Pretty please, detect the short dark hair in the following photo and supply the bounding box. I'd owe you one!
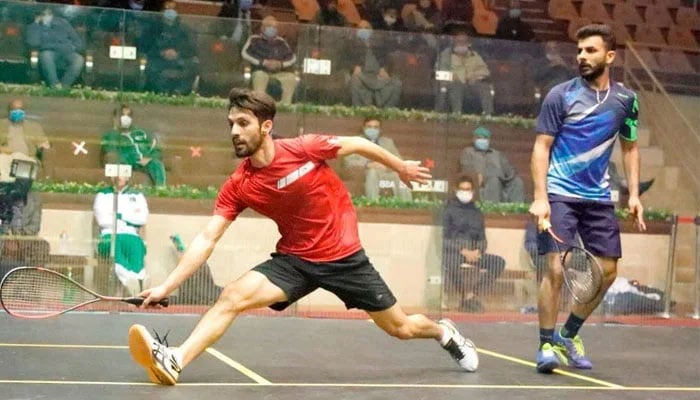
[363,115,381,125]
[575,24,616,51]
[114,104,131,117]
[228,88,276,124]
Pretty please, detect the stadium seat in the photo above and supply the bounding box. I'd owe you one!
[675,6,700,30]
[612,3,643,26]
[86,30,146,91]
[195,34,248,97]
[656,50,696,75]
[635,25,667,46]
[0,21,32,83]
[580,0,612,23]
[548,0,579,21]
[667,25,698,49]
[643,4,674,28]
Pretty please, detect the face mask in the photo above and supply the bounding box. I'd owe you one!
[356,28,371,41]
[509,8,521,18]
[363,127,380,141]
[453,45,470,55]
[163,9,177,22]
[263,26,277,38]
[8,109,25,123]
[474,138,490,151]
[456,190,473,204]
[239,0,253,10]
[383,16,397,25]
[41,14,53,26]
[120,115,132,129]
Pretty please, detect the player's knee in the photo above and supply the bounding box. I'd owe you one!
[216,286,247,314]
[385,323,414,340]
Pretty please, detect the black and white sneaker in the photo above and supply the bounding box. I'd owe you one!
[438,318,479,372]
[128,324,182,385]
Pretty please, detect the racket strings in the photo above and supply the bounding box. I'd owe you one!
[1,268,97,317]
[562,248,601,303]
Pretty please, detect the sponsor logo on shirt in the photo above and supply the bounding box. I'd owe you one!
[277,161,315,189]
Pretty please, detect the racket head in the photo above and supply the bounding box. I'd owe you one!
[0,266,100,319]
[561,246,604,304]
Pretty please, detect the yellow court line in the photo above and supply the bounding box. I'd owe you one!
[0,380,699,391]
[476,348,624,388]
[0,343,127,349]
[205,347,272,385]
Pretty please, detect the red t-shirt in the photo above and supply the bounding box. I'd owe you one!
[214,134,362,262]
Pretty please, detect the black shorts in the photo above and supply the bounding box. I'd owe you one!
[252,249,397,312]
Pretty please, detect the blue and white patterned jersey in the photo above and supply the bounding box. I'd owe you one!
[535,77,638,201]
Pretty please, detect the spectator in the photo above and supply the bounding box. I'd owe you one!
[532,41,577,97]
[495,0,535,42]
[242,16,299,105]
[140,1,199,95]
[101,104,166,187]
[0,191,51,268]
[218,0,264,45]
[94,175,149,296]
[26,6,85,88]
[314,0,348,27]
[436,30,493,115]
[342,116,412,201]
[459,126,525,203]
[0,99,50,163]
[403,0,442,33]
[372,3,407,32]
[344,20,402,108]
[442,173,505,312]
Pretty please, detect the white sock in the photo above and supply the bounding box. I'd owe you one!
[438,324,452,346]
[171,348,184,367]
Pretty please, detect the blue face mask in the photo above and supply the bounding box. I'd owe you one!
[363,127,380,141]
[357,28,372,41]
[509,8,522,18]
[474,138,490,151]
[163,9,177,22]
[8,109,25,123]
[239,0,253,10]
[263,26,277,38]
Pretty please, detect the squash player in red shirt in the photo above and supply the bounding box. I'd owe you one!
[128,88,479,385]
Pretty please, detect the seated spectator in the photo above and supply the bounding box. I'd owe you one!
[403,0,442,33]
[372,3,407,32]
[25,6,85,88]
[0,99,50,163]
[291,0,320,22]
[532,41,576,97]
[495,0,535,42]
[336,0,363,26]
[0,191,50,268]
[344,20,402,108]
[140,1,199,95]
[101,104,166,187]
[342,116,412,201]
[218,0,265,45]
[93,175,149,296]
[314,0,348,26]
[460,126,525,203]
[442,173,505,312]
[242,16,299,105]
[436,29,493,115]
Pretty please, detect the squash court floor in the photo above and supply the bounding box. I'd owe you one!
[1,312,699,400]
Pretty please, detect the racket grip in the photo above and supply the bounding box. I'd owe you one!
[124,297,170,307]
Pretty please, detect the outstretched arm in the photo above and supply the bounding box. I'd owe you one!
[336,136,432,186]
[141,214,232,305]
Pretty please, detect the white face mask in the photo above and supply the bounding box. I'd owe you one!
[120,115,132,129]
[456,190,473,204]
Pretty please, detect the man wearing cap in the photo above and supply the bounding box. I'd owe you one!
[459,126,525,203]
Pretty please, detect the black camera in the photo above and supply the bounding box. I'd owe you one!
[0,159,37,227]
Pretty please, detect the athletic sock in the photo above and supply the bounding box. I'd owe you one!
[560,314,586,338]
[539,328,554,349]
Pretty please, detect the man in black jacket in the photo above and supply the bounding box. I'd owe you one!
[442,173,505,312]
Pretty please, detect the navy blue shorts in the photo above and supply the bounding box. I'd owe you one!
[252,249,397,312]
[537,197,622,258]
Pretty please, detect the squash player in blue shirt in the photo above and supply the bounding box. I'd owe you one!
[529,24,647,373]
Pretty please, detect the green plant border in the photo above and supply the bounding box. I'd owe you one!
[0,83,536,128]
[33,181,672,221]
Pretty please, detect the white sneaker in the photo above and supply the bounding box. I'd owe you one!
[128,324,181,385]
[438,318,479,372]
